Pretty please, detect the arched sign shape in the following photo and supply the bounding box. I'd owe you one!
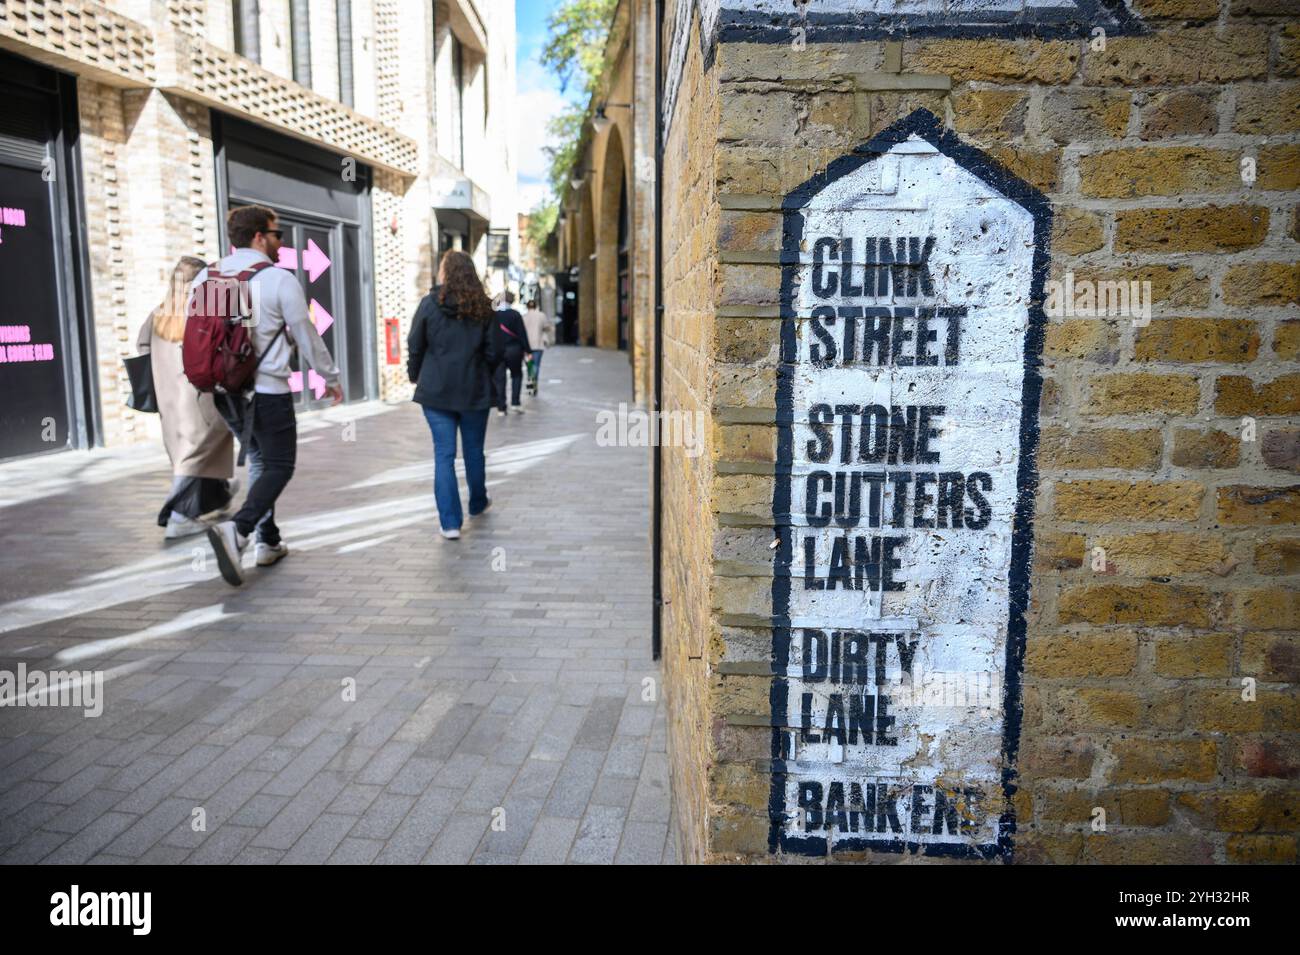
[769,109,1049,859]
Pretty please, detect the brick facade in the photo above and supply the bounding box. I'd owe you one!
[1,0,515,452]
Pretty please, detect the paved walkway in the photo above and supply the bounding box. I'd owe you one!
[0,346,675,864]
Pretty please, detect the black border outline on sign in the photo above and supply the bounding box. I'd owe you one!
[768,108,1049,861]
[715,0,1145,47]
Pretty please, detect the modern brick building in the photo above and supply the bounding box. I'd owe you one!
[0,0,518,460]
[560,0,1299,863]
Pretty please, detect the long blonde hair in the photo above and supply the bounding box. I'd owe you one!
[152,256,207,343]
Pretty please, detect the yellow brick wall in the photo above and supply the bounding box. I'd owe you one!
[660,9,723,865]
[668,3,1300,863]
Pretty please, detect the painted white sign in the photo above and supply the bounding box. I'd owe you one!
[769,111,1045,858]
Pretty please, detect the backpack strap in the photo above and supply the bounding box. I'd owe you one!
[232,258,287,368]
[235,260,275,282]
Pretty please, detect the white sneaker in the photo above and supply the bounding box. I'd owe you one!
[255,541,289,567]
[497,410,507,418]
[207,520,249,586]
[165,515,207,540]
[512,406,525,414]
[440,528,461,540]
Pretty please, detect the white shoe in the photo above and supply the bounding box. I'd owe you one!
[255,541,289,567]
[497,410,507,418]
[440,528,461,540]
[512,406,525,414]
[207,520,248,586]
[165,515,208,540]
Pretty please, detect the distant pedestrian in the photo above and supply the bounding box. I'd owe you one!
[491,290,531,415]
[520,298,551,394]
[407,249,499,540]
[136,256,238,539]
[201,205,343,586]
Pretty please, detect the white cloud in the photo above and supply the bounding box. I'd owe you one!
[513,54,575,209]
[518,180,551,214]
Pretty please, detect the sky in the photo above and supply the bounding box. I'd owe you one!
[515,0,584,215]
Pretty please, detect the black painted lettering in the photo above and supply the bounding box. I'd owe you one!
[812,237,838,298]
[890,306,915,366]
[810,305,837,366]
[807,403,832,463]
[799,781,824,830]
[937,471,965,528]
[965,471,993,530]
[913,472,936,529]
[806,471,832,526]
[862,308,891,364]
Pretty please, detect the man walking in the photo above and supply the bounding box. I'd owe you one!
[491,290,531,416]
[202,204,342,586]
[520,298,551,395]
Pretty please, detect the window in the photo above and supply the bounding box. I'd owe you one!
[450,34,465,170]
[337,0,354,107]
[232,0,260,62]
[290,0,312,88]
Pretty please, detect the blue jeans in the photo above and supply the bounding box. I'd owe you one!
[421,406,489,531]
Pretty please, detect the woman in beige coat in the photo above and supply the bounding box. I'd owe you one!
[136,256,238,538]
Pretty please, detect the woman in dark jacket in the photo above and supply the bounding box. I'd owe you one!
[407,250,499,539]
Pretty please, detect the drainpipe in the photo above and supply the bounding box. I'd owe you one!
[651,0,664,661]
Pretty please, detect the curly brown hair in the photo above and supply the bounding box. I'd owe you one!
[437,249,492,322]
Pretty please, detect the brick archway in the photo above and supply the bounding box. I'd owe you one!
[595,123,629,352]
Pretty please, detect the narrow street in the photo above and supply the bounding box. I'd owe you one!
[0,346,673,865]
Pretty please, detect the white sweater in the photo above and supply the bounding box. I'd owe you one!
[190,248,340,394]
[521,308,551,351]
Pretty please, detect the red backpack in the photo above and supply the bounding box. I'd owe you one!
[182,261,285,394]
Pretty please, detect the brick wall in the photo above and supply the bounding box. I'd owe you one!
[661,2,1299,863]
[80,83,222,447]
[660,9,723,865]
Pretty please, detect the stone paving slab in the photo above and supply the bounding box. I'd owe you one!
[0,347,677,865]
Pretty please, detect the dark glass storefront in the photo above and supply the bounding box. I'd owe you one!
[0,53,95,461]
[214,115,376,410]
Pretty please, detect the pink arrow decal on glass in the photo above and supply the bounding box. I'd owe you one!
[276,246,299,270]
[287,369,329,399]
[302,238,331,283]
[309,299,335,335]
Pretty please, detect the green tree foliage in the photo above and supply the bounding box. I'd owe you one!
[538,0,617,198]
[539,0,618,97]
[526,200,559,252]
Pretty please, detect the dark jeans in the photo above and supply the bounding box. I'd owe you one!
[530,350,544,390]
[492,351,524,409]
[421,406,489,530]
[220,393,296,545]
